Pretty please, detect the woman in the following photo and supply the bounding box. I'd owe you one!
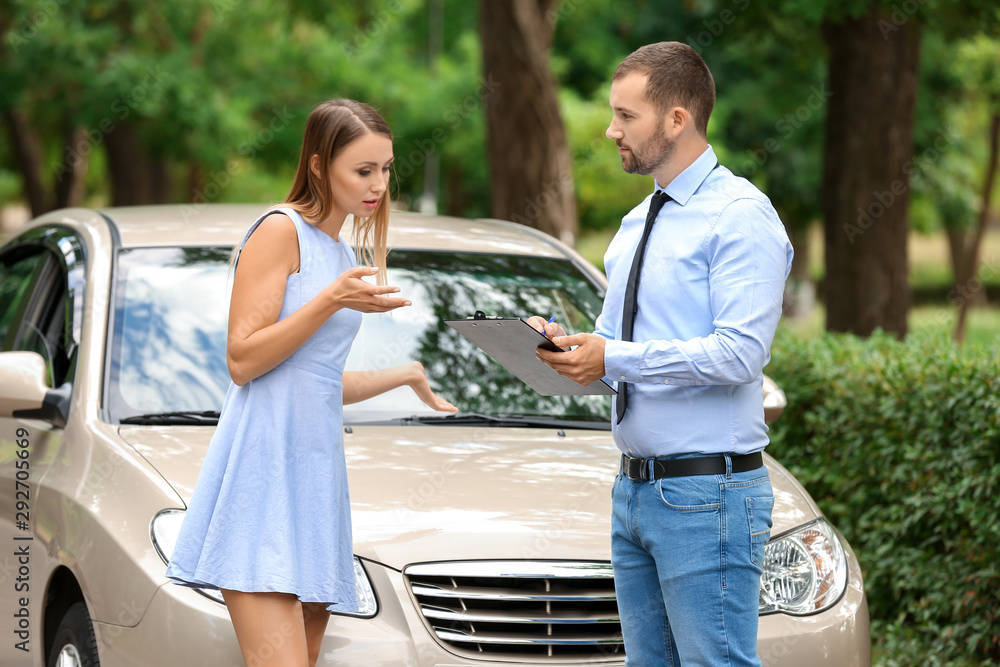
[165,99,457,666]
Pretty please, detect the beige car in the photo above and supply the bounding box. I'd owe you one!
[0,204,869,666]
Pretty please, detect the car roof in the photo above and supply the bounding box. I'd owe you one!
[95,204,566,258]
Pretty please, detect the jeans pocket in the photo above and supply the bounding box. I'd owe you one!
[746,495,774,566]
[657,476,720,512]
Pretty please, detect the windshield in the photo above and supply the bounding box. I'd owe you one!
[107,247,610,425]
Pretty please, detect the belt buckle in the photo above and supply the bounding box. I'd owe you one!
[625,456,647,481]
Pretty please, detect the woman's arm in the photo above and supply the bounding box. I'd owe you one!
[343,362,458,412]
[226,213,409,385]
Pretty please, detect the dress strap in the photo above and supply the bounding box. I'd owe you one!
[233,206,309,272]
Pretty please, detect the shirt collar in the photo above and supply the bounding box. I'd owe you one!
[654,145,718,207]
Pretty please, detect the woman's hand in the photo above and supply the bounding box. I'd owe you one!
[405,361,459,412]
[343,361,458,411]
[326,266,411,313]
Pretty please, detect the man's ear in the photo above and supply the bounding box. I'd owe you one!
[309,153,321,178]
[663,106,691,137]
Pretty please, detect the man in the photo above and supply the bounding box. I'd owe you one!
[531,42,793,666]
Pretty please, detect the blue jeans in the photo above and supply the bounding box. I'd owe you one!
[611,457,774,666]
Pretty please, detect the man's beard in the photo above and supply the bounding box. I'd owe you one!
[620,128,675,176]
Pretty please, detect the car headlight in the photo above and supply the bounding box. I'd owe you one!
[758,518,848,615]
[151,509,378,617]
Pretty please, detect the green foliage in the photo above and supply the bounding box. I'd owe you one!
[1,0,998,245]
[0,0,491,211]
[561,85,652,233]
[766,330,1000,664]
[909,30,1000,237]
[712,28,827,230]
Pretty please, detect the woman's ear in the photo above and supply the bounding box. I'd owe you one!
[309,154,321,178]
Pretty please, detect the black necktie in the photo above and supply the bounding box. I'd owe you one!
[616,190,672,425]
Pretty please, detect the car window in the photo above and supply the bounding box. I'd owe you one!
[0,247,47,349]
[344,251,610,423]
[11,254,76,388]
[107,247,611,424]
[107,247,233,420]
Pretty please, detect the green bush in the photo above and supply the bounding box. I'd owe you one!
[766,330,1000,665]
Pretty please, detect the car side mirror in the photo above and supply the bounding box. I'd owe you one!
[0,351,70,428]
[762,374,786,425]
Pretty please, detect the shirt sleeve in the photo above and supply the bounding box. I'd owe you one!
[604,198,792,386]
[593,248,622,386]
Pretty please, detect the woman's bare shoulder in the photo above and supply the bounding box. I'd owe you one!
[239,211,300,272]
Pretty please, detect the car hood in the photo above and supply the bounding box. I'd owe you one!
[120,425,818,570]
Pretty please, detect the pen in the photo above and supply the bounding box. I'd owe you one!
[542,315,557,337]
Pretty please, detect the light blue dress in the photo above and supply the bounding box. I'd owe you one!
[166,207,362,612]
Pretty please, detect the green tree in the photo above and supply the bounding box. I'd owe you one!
[0,0,494,215]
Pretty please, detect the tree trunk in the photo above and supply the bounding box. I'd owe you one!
[783,221,815,319]
[54,126,89,209]
[148,157,173,203]
[186,162,203,202]
[945,227,987,310]
[954,112,1000,343]
[105,123,172,205]
[444,165,471,218]
[480,0,579,245]
[821,9,921,338]
[3,108,50,216]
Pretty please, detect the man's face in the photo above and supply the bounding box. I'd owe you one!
[606,73,675,176]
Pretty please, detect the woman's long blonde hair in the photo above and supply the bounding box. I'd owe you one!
[285,99,393,284]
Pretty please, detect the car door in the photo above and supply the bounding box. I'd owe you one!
[0,228,83,666]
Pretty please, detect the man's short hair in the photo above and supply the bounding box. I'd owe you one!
[614,42,716,136]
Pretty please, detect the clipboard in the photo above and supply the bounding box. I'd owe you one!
[444,312,616,397]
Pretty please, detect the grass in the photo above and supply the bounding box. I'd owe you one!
[778,303,1000,348]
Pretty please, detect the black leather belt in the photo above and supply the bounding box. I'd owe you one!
[621,452,763,481]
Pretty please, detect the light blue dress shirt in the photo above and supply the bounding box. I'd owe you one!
[596,145,793,459]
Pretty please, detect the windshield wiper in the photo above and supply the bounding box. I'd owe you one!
[119,410,221,425]
[354,412,611,431]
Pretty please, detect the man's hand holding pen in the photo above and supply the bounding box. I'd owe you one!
[526,315,607,386]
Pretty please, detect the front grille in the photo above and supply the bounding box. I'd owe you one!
[404,561,623,661]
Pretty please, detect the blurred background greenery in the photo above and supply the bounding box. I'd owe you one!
[1,2,997,344]
[2,2,1000,661]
